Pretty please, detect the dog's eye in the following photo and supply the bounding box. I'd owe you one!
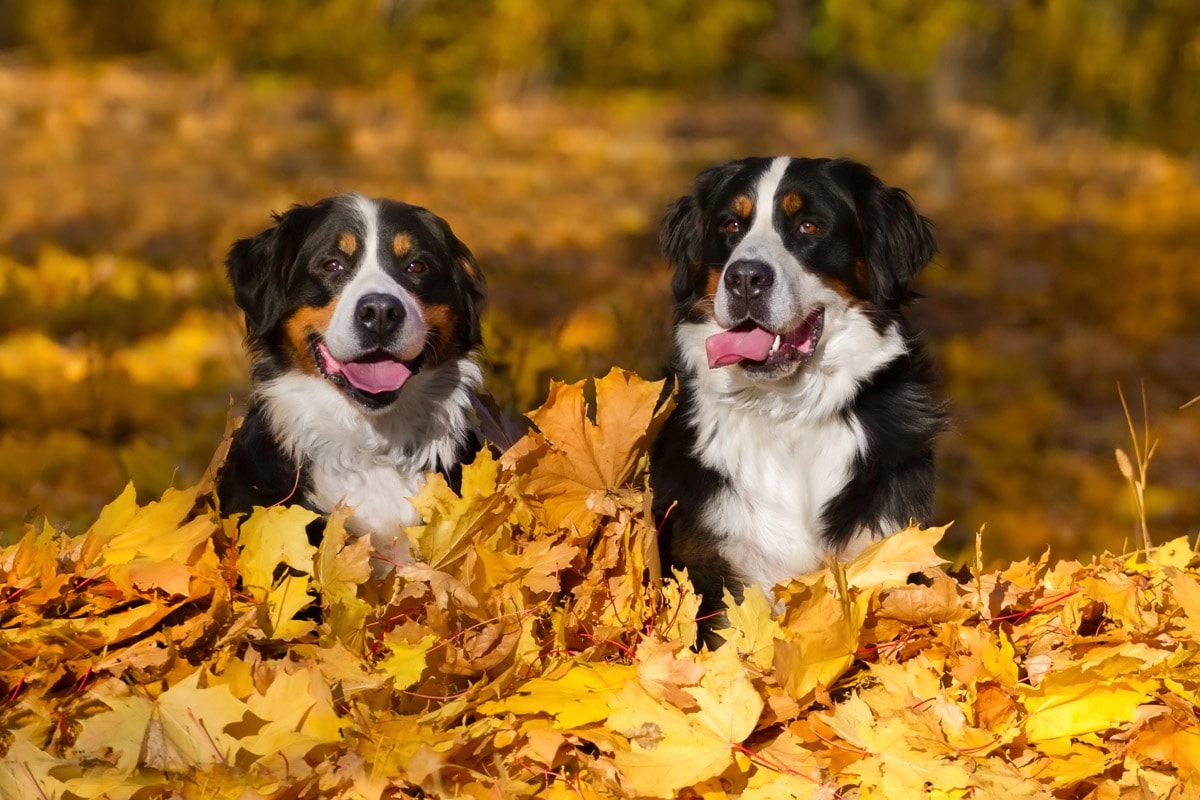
[406,261,427,274]
[722,219,741,235]
[798,221,820,235]
[323,259,345,273]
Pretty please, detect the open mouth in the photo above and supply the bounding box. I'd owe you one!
[312,338,426,407]
[704,308,825,371]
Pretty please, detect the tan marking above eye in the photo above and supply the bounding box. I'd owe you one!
[392,232,414,258]
[733,195,753,219]
[337,231,358,255]
[782,192,803,216]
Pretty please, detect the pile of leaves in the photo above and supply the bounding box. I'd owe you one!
[1,369,1198,798]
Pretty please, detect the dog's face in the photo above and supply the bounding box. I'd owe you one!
[662,157,934,380]
[227,194,484,410]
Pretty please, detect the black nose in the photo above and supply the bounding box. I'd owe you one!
[724,259,775,300]
[355,293,406,338]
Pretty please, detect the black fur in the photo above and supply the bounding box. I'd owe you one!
[216,195,486,533]
[650,157,944,647]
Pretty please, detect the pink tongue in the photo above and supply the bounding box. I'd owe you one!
[319,343,413,393]
[705,326,776,368]
[339,359,412,393]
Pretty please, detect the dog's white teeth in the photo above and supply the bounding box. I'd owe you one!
[768,334,782,356]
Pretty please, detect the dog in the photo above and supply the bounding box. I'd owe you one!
[217,194,486,568]
[650,157,944,641]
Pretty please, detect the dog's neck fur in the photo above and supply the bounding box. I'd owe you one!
[255,357,481,562]
[674,313,907,589]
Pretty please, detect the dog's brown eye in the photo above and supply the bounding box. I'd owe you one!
[324,259,344,272]
[722,219,741,234]
[407,261,427,274]
[798,221,819,235]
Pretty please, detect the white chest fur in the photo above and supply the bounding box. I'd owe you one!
[256,359,480,565]
[676,314,906,590]
[693,394,866,589]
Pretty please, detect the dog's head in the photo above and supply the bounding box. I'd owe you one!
[227,194,485,411]
[662,157,934,380]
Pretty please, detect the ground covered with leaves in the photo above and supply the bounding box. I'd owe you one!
[1,370,1197,798]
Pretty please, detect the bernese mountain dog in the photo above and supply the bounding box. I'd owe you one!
[217,194,485,569]
[650,157,945,641]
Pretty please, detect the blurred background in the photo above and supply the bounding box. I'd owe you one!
[0,0,1196,564]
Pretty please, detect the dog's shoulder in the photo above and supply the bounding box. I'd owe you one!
[217,402,308,517]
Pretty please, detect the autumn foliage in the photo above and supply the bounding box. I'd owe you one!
[2,369,1197,798]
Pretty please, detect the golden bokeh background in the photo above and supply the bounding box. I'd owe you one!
[1,0,1197,563]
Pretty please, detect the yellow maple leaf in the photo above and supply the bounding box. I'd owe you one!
[407,447,509,569]
[314,509,373,649]
[876,572,970,626]
[824,694,976,799]
[1029,736,1114,787]
[508,368,671,529]
[1150,536,1195,569]
[657,568,701,649]
[634,637,706,709]
[775,563,869,700]
[236,505,319,593]
[1129,715,1200,780]
[73,669,247,773]
[241,665,345,759]
[606,643,762,798]
[480,661,637,729]
[1166,566,1200,637]
[717,586,783,670]
[378,632,437,690]
[235,505,319,639]
[98,484,215,566]
[844,524,949,590]
[1020,660,1155,742]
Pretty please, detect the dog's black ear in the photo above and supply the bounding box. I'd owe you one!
[226,204,324,339]
[834,160,936,307]
[418,208,486,350]
[661,193,703,308]
[453,241,486,350]
[662,163,745,310]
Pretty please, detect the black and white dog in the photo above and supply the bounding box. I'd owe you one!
[217,194,485,568]
[650,157,944,638]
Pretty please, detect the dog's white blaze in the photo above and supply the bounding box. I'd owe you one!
[717,157,799,330]
[258,346,482,572]
[677,295,908,591]
[324,194,426,360]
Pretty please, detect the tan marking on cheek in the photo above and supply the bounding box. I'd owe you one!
[819,273,867,308]
[687,267,722,322]
[854,258,869,293]
[284,301,338,376]
[337,231,358,255]
[782,192,803,216]
[704,266,721,299]
[392,232,413,258]
[733,195,753,219]
[422,303,460,361]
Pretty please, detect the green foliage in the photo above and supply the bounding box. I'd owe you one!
[0,0,1196,149]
